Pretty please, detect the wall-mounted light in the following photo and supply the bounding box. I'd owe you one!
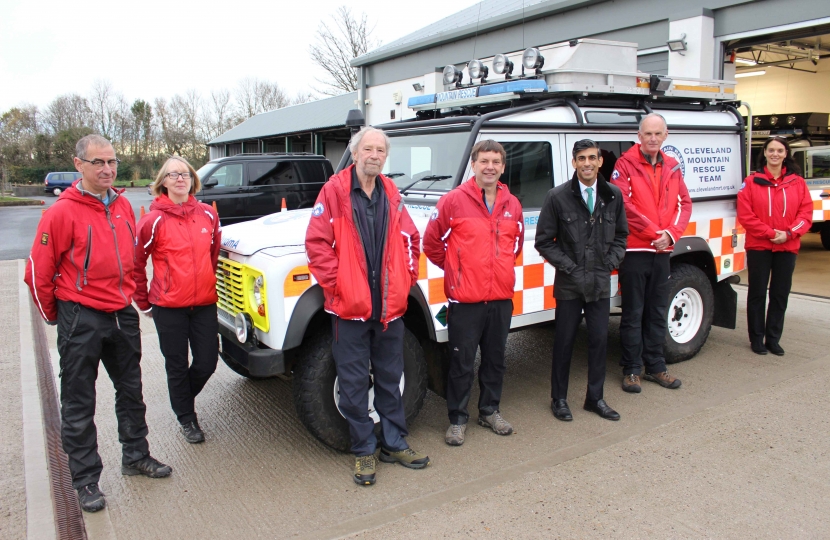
[412,82,424,92]
[735,70,766,78]
[667,34,687,55]
[735,57,757,65]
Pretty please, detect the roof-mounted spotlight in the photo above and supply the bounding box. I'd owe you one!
[667,34,687,55]
[467,59,488,83]
[492,53,514,79]
[649,74,672,95]
[443,64,463,87]
[522,47,545,74]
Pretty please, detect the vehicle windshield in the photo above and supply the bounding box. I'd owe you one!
[196,162,218,181]
[383,131,469,193]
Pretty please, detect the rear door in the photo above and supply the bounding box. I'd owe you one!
[293,160,330,209]
[246,159,297,219]
[198,162,246,222]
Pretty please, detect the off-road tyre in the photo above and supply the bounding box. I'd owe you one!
[664,263,714,363]
[292,326,428,452]
[219,350,271,380]
[820,221,830,250]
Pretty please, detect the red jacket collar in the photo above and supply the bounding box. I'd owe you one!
[330,164,402,209]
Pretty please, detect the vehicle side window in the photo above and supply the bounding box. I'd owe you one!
[585,111,643,124]
[249,161,296,186]
[500,141,553,209]
[807,149,830,179]
[206,163,244,187]
[294,161,328,185]
[597,141,635,181]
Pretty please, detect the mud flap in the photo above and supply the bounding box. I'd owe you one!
[712,278,738,329]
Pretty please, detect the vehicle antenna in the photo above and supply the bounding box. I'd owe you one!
[521,0,526,77]
[472,1,483,61]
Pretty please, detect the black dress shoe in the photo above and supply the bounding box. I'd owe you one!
[751,342,768,355]
[766,342,785,356]
[551,399,573,421]
[583,399,620,421]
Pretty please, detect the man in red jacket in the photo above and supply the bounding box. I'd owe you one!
[24,135,171,513]
[423,140,524,447]
[610,114,691,393]
[305,127,429,486]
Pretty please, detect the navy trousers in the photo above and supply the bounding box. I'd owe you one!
[331,317,409,456]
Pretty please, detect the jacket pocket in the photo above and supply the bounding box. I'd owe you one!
[125,220,135,245]
[561,213,580,244]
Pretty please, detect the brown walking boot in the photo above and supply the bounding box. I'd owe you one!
[622,374,642,393]
[643,371,681,389]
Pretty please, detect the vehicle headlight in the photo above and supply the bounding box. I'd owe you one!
[253,275,265,316]
[493,53,513,76]
[522,47,545,71]
[443,65,463,86]
[467,59,488,81]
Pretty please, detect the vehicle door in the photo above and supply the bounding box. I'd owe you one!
[246,159,298,219]
[198,162,246,223]
[293,160,331,210]
[476,131,560,324]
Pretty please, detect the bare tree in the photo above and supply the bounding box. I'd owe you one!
[235,77,290,119]
[291,91,317,106]
[309,6,378,96]
[204,89,237,141]
[44,94,91,134]
[89,80,119,138]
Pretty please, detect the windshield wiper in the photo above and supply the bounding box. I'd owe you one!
[399,175,452,196]
[385,172,405,178]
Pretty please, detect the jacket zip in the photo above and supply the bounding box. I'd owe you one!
[105,205,128,305]
[782,186,787,217]
[768,186,772,217]
[83,225,92,286]
[186,209,198,305]
[69,239,82,291]
[125,220,135,245]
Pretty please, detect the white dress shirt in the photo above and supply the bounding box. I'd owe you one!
[579,179,597,211]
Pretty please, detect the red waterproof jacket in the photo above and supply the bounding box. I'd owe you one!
[305,165,420,323]
[610,144,692,252]
[423,177,524,303]
[737,167,812,253]
[25,181,137,322]
[133,194,221,311]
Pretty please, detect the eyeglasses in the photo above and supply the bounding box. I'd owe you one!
[166,172,192,180]
[79,158,120,169]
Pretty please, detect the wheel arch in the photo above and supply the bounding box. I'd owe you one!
[670,237,717,284]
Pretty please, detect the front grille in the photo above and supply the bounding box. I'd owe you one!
[216,258,244,314]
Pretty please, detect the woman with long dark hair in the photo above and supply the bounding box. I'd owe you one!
[134,157,221,442]
[737,137,812,356]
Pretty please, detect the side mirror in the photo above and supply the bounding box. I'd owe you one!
[203,177,217,188]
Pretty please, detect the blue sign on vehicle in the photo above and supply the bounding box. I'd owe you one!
[436,87,479,102]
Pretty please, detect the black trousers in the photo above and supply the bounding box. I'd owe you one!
[152,304,219,425]
[56,301,150,489]
[746,249,797,346]
[331,317,409,456]
[551,297,610,403]
[446,300,513,425]
[619,252,671,376]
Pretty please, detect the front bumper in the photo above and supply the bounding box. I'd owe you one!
[217,323,285,377]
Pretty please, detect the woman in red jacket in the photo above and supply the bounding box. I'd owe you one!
[134,157,221,443]
[737,137,812,356]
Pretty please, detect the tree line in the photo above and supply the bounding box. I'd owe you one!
[0,6,375,185]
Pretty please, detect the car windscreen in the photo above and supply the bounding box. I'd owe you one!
[382,131,469,193]
[196,163,218,182]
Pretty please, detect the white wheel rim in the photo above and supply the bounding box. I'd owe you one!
[668,287,704,344]
[334,372,406,424]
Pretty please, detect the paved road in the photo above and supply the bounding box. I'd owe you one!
[0,188,154,261]
[25,287,827,539]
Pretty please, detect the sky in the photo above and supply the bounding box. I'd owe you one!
[0,0,481,112]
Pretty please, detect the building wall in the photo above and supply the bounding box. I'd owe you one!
[736,59,830,115]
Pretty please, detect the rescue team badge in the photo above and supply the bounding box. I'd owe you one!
[611,170,620,181]
[41,233,49,245]
[430,208,439,220]
[312,202,324,217]
[661,145,685,177]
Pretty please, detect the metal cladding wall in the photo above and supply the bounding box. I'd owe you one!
[638,52,669,76]
[357,0,830,88]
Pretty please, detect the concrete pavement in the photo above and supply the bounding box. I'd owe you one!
[3,254,830,538]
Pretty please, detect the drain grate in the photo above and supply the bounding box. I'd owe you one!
[29,298,87,540]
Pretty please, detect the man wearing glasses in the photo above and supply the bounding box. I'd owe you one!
[25,135,171,513]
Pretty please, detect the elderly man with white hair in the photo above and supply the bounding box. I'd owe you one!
[305,126,430,486]
[610,113,692,394]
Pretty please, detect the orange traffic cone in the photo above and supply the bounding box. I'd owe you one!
[281,198,287,212]
[212,201,218,213]
[41,208,46,216]
[140,205,145,217]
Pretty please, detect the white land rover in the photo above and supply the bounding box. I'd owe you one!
[214,39,748,451]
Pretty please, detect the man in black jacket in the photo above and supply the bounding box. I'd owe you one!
[535,139,629,421]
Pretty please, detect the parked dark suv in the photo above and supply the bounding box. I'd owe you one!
[195,153,333,224]
[44,171,82,195]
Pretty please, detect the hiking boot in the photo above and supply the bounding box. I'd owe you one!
[181,421,205,444]
[478,411,514,435]
[354,455,376,486]
[379,447,431,469]
[77,483,106,513]
[751,342,768,355]
[643,371,681,389]
[766,342,785,356]
[121,455,173,478]
[445,424,467,446]
[622,374,642,393]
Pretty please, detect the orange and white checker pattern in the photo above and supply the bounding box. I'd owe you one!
[416,217,747,323]
[811,190,830,223]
